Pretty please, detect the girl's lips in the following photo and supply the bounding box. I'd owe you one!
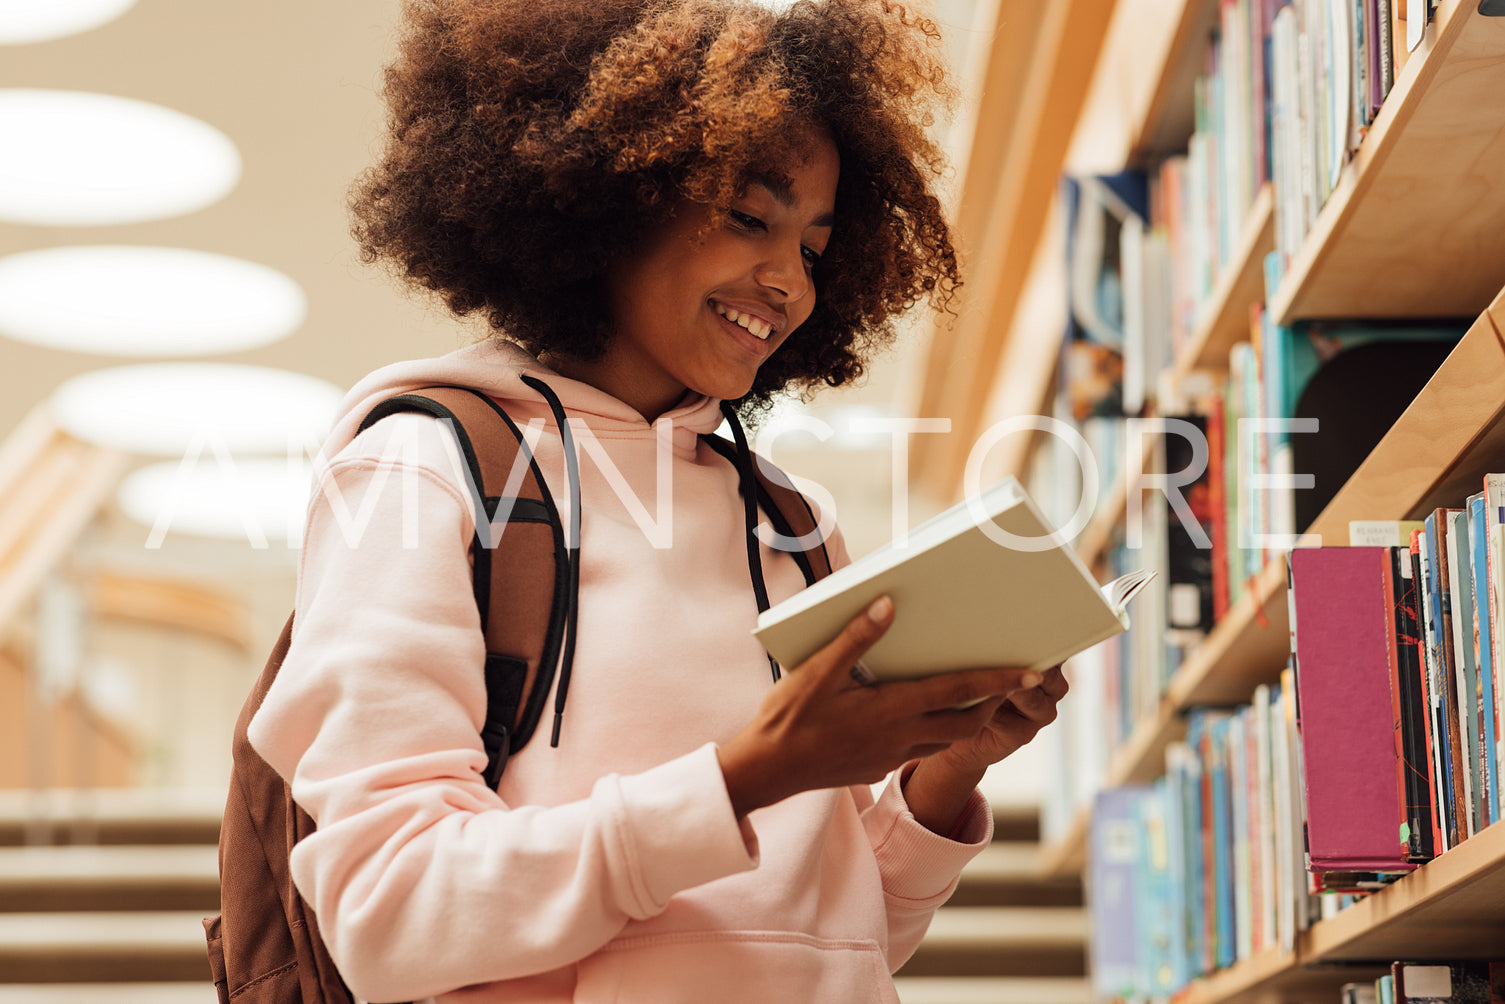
[713,305,776,356]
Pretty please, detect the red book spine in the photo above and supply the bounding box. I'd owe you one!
[1208,392,1230,622]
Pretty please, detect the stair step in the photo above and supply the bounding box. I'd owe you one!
[900,907,1089,979]
[0,984,214,1002]
[989,804,1039,843]
[949,843,1082,908]
[0,911,210,983]
[0,846,219,912]
[0,790,222,846]
[894,976,1092,1004]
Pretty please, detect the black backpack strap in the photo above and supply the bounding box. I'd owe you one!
[700,408,834,681]
[356,387,569,787]
[700,430,833,589]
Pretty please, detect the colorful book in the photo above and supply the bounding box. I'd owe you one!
[1468,493,1499,826]
[1484,473,1505,811]
[1393,961,1498,1003]
[1288,546,1415,873]
[1089,786,1151,999]
[1410,532,1446,854]
[1228,707,1252,960]
[1208,392,1231,622]
[1388,545,1434,860]
[1427,507,1470,845]
[1209,712,1236,968]
[1446,507,1483,836]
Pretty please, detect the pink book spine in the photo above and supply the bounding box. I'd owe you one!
[1289,547,1417,873]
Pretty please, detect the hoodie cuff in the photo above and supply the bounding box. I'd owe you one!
[865,762,993,908]
[609,743,760,916]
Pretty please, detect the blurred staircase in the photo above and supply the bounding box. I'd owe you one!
[0,794,1087,1003]
[895,803,1091,1004]
[0,789,219,1003]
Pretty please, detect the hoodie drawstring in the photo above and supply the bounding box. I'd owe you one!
[521,375,582,747]
[721,402,782,684]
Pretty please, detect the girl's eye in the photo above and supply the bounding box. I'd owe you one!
[729,210,765,231]
[801,245,822,268]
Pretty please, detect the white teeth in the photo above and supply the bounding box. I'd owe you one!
[715,303,771,340]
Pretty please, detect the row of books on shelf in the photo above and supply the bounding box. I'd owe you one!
[1343,963,1505,1004]
[1268,0,1438,271]
[1300,496,1505,861]
[1074,472,1505,999]
[1088,685,1308,996]
[1036,309,1464,768]
[1086,0,1440,409]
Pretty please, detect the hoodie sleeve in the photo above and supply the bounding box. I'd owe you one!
[247,415,757,1003]
[857,765,993,971]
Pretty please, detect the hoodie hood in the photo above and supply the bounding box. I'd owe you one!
[319,339,727,463]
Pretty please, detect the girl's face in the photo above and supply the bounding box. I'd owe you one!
[568,131,840,422]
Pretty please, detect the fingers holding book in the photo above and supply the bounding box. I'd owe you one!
[716,597,1045,819]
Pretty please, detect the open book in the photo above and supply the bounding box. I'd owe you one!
[753,477,1154,681]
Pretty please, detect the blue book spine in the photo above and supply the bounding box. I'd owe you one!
[1139,782,1179,996]
[1162,753,1193,991]
[1210,714,1235,969]
[1470,496,1499,826]
[1182,717,1209,978]
[1089,787,1151,999]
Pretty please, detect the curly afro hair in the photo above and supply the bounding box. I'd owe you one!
[350,0,961,411]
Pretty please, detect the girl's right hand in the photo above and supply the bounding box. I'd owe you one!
[715,596,1041,818]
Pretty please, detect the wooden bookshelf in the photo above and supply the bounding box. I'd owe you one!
[997,0,1505,996]
[1301,303,1505,542]
[1268,0,1505,323]
[1173,184,1275,377]
[1170,822,1505,1003]
[1040,283,1505,877]
[1073,184,1276,574]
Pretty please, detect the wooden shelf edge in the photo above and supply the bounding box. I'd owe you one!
[1173,944,1302,1004]
[1129,0,1219,162]
[1300,819,1505,960]
[1178,184,1276,375]
[1268,0,1486,324]
[1166,558,1288,709]
[1302,297,1505,542]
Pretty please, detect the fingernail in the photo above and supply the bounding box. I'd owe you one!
[1021,672,1043,688]
[868,596,894,623]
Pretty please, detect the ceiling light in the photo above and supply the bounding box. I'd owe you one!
[117,458,313,545]
[0,89,240,226]
[51,363,345,456]
[0,0,136,44]
[0,246,307,355]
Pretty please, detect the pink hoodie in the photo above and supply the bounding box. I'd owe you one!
[248,339,992,1003]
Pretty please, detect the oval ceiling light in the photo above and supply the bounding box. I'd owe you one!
[51,363,345,456]
[0,246,307,355]
[0,0,137,44]
[117,458,312,545]
[0,89,240,226]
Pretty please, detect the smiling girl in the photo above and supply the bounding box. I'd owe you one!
[246,2,1067,1001]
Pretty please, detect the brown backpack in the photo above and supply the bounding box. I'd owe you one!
[203,383,832,1004]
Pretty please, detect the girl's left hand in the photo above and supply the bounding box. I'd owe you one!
[928,664,1068,775]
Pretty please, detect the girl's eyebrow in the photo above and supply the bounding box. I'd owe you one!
[747,173,836,229]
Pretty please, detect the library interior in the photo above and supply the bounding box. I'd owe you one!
[0,0,1503,1002]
